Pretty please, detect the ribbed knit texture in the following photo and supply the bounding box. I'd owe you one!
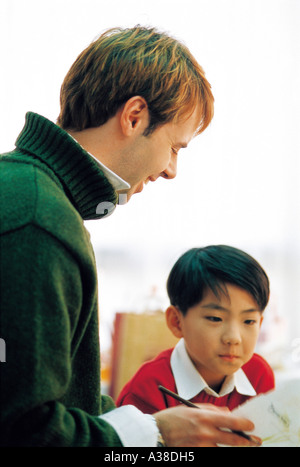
[0,113,122,446]
[14,112,118,219]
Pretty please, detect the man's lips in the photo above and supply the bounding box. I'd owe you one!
[134,176,159,194]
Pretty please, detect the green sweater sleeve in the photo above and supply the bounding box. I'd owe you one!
[0,223,122,447]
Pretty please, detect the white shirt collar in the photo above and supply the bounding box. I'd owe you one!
[170,338,257,400]
[68,134,130,203]
[88,152,130,193]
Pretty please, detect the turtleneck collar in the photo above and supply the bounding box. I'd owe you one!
[14,112,118,220]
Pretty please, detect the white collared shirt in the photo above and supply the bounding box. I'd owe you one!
[171,338,257,400]
[88,152,130,196]
[68,133,131,204]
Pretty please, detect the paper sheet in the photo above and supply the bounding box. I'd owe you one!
[232,378,300,447]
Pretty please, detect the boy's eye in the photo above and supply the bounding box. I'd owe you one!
[244,320,257,325]
[206,316,222,322]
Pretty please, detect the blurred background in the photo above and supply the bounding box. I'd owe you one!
[1,0,300,396]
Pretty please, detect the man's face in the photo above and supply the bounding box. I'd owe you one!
[122,106,201,200]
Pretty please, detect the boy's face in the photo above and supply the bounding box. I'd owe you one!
[170,284,263,390]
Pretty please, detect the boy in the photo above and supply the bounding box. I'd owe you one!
[117,245,275,413]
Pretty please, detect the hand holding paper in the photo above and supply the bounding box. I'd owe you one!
[231,378,300,447]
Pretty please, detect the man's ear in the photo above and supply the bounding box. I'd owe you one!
[166,306,184,339]
[119,96,149,136]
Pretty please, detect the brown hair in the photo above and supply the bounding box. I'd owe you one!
[57,26,214,135]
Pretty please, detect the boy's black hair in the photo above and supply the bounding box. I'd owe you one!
[166,245,270,315]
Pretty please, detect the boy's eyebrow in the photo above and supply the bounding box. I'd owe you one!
[200,303,260,313]
[201,303,228,312]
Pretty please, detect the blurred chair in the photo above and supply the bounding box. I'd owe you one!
[109,311,179,400]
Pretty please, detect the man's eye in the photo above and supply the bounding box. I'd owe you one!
[171,147,178,155]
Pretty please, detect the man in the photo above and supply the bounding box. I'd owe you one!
[0,26,260,447]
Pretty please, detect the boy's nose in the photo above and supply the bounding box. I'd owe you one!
[222,325,242,346]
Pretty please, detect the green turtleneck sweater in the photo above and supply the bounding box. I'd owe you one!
[0,112,122,446]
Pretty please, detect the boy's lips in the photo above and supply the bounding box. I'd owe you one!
[219,354,240,361]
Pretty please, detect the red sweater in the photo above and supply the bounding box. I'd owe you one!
[116,349,275,414]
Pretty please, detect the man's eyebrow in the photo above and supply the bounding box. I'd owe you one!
[200,303,259,313]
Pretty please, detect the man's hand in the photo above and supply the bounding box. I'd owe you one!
[153,404,261,447]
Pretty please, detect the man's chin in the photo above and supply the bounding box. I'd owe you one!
[131,182,145,197]
[136,181,145,193]
[119,181,146,203]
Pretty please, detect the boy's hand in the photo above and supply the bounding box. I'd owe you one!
[154,404,261,447]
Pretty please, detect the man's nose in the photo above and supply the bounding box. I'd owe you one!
[160,155,178,180]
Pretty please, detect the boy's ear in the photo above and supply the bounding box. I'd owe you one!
[166,306,184,339]
[119,96,149,136]
[259,314,264,329]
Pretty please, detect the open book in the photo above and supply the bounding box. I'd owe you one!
[232,378,300,447]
